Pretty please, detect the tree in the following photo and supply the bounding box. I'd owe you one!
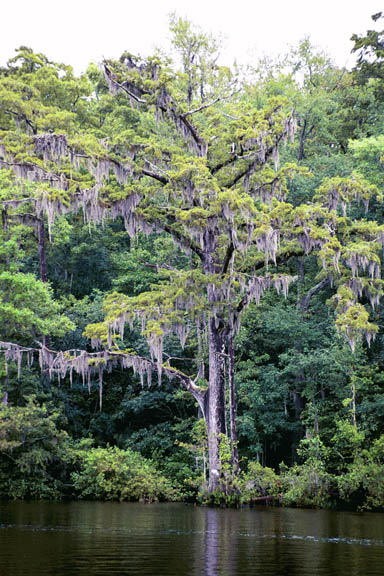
[1,41,384,496]
[351,12,384,87]
[168,14,226,106]
[0,396,70,498]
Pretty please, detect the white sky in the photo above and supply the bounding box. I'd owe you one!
[1,0,382,73]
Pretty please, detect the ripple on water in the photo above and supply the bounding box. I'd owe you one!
[0,502,383,576]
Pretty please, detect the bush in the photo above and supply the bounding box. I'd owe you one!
[71,444,179,502]
[280,436,334,508]
[240,461,281,503]
[281,463,333,508]
[337,435,384,510]
[0,396,70,499]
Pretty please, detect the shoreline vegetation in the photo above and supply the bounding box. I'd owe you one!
[1,13,384,511]
[0,397,383,511]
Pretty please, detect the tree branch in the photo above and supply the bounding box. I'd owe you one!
[235,249,304,316]
[299,278,330,314]
[139,261,178,272]
[210,151,258,176]
[5,110,37,134]
[141,169,169,185]
[221,242,235,275]
[103,63,147,104]
[102,61,208,157]
[0,341,207,411]
[161,221,204,260]
[2,212,41,228]
[180,89,240,118]
[228,138,286,188]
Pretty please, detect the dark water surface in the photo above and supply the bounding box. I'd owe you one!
[0,502,384,575]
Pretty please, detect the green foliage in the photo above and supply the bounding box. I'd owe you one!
[1,19,384,510]
[351,12,384,91]
[71,444,178,502]
[337,434,384,510]
[240,461,281,501]
[0,396,70,499]
[0,271,74,342]
[281,436,333,508]
[349,135,384,187]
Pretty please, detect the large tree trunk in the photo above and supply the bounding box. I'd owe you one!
[203,228,227,492]
[204,316,226,492]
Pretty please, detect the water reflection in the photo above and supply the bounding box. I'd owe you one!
[0,502,383,575]
[201,509,238,576]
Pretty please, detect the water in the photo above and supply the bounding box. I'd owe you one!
[0,502,383,575]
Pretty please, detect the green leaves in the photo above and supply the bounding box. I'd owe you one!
[0,28,384,506]
[71,444,179,502]
[0,271,74,342]
[314,174,381,215]
[0,396,70,499]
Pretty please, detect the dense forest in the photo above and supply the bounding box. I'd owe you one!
[1,13,384,509]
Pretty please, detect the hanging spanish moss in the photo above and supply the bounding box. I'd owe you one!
[174,322,189,349]
[255,227,280,264]
[344,250,381,279]
[88,158,111,183]
[318,180,375,216]
[0,340,206,409]
[0,342,168,410]
[34,133,68,164]
[348,277,383,310]
[102,60,208,157]
[284,115,297,143]
[237,273,296,309]
[251,178,285,204]
[0,157,67,190]
[272,145,280,171]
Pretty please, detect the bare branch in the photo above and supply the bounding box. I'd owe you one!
[181,97,222,118]
[222,112,239,120]
[103,63,147,104]
[139,261,178,272]
[141,169,169,185]
[221,242,235,275]
[180,89,240,118]
[299,278,330,314]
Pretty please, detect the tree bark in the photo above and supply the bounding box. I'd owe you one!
[205,316,226,492]
[298,118,314,162]
[203,228,227,492]
[227,328,239,474]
